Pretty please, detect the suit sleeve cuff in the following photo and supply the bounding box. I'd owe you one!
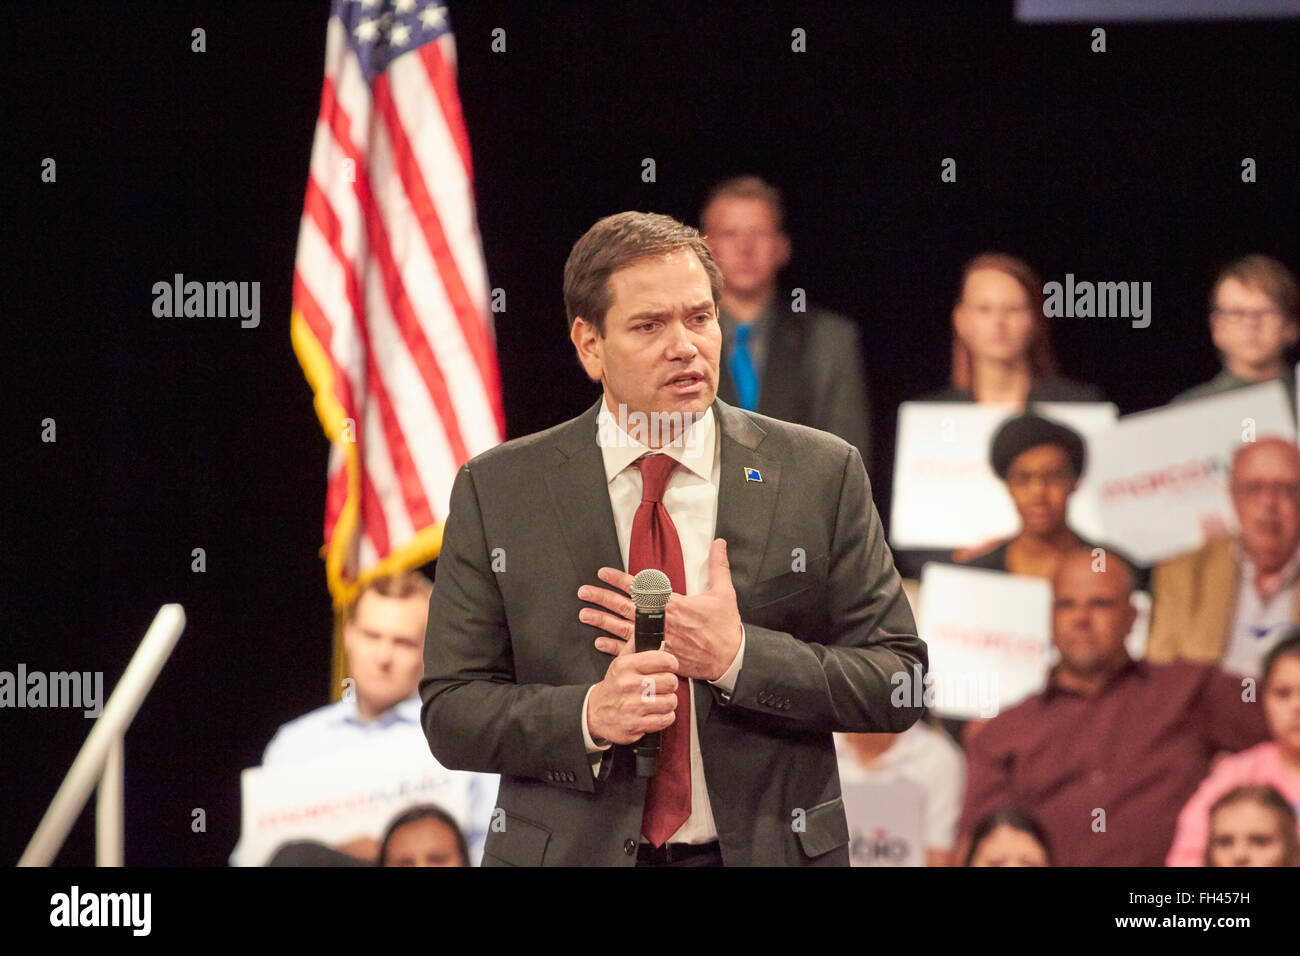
[708,624,746,697]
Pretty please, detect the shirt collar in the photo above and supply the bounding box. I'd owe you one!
[595,397,716,484]
[719,299,777,345]
[1042,655,1145,701]
[1238,538,1300,591]
[338,692,422,727]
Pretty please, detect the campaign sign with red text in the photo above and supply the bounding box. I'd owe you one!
[1090,380,1294,566]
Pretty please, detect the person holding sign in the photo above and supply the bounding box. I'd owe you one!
[1148,437,1300,679]
[959,549,1268,866]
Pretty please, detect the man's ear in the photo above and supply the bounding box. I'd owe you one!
[776,233,792,271]
[570,317,604,382]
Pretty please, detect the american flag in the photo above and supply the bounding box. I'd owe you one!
[291,0,504,611]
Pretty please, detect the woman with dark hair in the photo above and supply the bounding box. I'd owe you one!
[1205,785,1300,867]
[1167,630,1300,865]
[962,806,1052,867]
[378,803,470,867]
[923,253,1103,407]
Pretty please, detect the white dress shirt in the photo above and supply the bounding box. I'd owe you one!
[580,398,745,845]
[1224,541,1300,678]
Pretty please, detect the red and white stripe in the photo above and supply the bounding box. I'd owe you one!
[294,15,503,586]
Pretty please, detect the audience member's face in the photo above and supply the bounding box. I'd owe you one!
[701,197,790,299]
[954,268,1035,365]
[1208,802,1290,867]
[343,591,428,718]
[572,248,721,430]
[1210,278,1297,373]
[1264,653,1300,753]
[1051,553,1136,679]
[383,818,465,867]
[969,825,1048,866]
[1005,444,1077,537]
[1231,442,1300,573]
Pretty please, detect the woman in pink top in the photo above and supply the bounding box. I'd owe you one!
[1167,630,1300,866]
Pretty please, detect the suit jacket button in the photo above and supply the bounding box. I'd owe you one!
[624,839,637,856]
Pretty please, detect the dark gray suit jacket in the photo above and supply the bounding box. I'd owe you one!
[420,397,925,866]
[716,304,872,470]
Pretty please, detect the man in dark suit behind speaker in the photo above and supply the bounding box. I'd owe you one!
[420,211,925,866]
[700,176,873,471]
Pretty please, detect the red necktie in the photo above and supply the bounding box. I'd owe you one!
[630,453,692,846]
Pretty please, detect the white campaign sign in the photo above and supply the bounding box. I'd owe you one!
[232,734,487,867]
[1090,380,1294,566]
[917,563,1052,719]
[841,779,926,867]
[890,401,1118,551]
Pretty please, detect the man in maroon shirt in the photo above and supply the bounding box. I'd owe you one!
[959,549,1269,866]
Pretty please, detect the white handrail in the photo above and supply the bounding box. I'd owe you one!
[18,604,186,867]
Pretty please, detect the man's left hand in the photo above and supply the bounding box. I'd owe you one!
[582,538,743,681]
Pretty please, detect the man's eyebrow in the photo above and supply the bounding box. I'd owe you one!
[623,302,715,324]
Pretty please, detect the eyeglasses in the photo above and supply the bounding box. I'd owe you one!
[1212,307,1285,326]
[1006,470,1075,489]
[1232,480,1300,500]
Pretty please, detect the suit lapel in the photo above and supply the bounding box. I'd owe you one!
[543,398,624,684]
[698,399,781,726]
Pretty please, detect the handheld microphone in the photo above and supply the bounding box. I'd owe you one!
[630,568,672,778]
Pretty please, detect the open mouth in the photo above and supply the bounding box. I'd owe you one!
[666,372,704,390]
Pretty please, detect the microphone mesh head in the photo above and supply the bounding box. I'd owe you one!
[630,568,672,610]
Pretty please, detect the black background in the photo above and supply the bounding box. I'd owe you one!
[3,1,1298,865]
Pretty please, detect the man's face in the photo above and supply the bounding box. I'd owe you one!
[1208,802,1289,867]
[1004,444,1077,537]
[343,591,428,717]
[1210,278,1297,372]
[383,818,465,867]
[1231,443,1300,574]
[701,197,790,299]
[953,269,1035,364]
[1051,555,1136,679]
[571,248,721,430]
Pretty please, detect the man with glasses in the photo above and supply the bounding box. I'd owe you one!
[1173,254,1299,413]
[1149,437,1300,678]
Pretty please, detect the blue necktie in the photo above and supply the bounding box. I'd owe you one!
[730,323,759,411]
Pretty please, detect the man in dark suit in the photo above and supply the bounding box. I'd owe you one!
[700,176,873,470]
[420,211,925,866]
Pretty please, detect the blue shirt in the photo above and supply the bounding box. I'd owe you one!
[260,694,497,865]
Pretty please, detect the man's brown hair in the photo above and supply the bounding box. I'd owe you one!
[951,252,1060,391]
[563,211,723,335]
[698,175,786,235]
[346,571,434,622]
[1209,254,1300,323]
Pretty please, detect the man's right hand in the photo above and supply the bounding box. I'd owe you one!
[587,636,681,745]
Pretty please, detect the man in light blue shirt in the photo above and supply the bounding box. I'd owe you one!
[257,572,497,864]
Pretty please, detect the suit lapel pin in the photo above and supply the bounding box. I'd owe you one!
[744,467,762,482]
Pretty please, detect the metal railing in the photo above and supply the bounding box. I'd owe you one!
[19,604,186,867]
